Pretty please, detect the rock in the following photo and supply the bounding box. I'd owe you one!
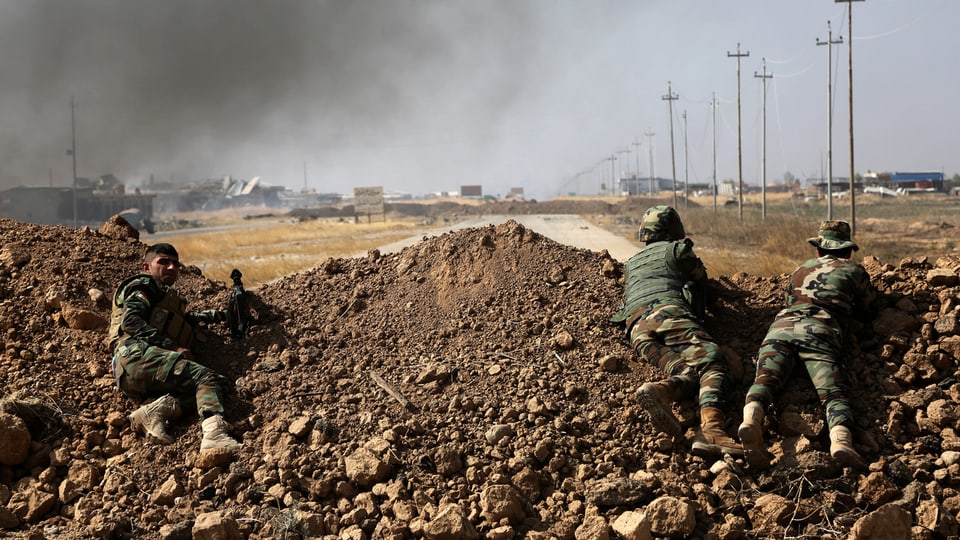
[192,511,242,540]
[0,413,31,465]
[61,304,108,330]
[480,484,526,525]
[151,475,184,506]
[748,494,795,532]
[7,480,56,523]
[585,478,650,507]
[873,308,919,336]
[575,510,610,540]
[927,268,959,287]
[196,447,234,469]
[485,424,515,444]
[344,447,390,487]
[611,510,652,540]
[848,503,911,540]
[645,496,696,538]
[858,472,900,506]
[422,503,478,540]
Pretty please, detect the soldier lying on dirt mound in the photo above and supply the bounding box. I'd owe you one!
[107,243,242,452]
[611,205,743,457]
[739,220,878,470]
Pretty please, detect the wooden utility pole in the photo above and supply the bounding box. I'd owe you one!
[817,20,843,220]
[836,0,864,235]
[645,130,655,196]
[682,110,689,208]
[632,139,642,194]
[754,58,773,220]
[662,81,679,209]
[711,92,718,212]
[727,44,750,222]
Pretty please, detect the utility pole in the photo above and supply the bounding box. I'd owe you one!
[632,139,642,195]
[754,58,773,220]
[68,97,78,228]
[617,148,631,195]
[727,43,750,222]
[645,130,656,196]
[711,92,718,212]
[836,0,864,235]
[817,20,842,220]
[608,154,618,197]
[682,110,689,208]
[662,81,679,209]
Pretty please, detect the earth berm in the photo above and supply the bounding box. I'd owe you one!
[0,207,958,539]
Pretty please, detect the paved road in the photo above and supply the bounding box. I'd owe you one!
[363,214,640,262]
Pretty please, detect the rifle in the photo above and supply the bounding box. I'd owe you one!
[227,268,251,339]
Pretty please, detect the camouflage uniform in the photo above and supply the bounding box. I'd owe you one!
[108,274,229,417]
[612,212,726,410]
[745,233,876,430]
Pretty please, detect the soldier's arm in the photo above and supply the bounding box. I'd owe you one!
[852,265,879,320]
[675,239,708,283]
[120,286,176,349]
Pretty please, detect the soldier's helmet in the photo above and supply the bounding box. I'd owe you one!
[638,205,685,242]
[807,220,859,251]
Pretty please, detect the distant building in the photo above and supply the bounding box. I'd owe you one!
[863,171,944,192]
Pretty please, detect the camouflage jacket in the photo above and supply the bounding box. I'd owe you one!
[108,274,226,352]
[777,255,876,330]
[611,239,708,329]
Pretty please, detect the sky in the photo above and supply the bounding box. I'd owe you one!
[0,0,955,201]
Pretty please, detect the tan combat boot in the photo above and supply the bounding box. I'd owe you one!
[129,394,182,445]
[201,415,242,451]
[636,381,682,436]
[830,425,867,470]
[738,401,772,468]
[692,407,744,457]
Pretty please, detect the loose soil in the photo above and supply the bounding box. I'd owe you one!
[1,198,959,539]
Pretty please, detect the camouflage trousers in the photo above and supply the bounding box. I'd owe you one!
[629,305,727,410]
[112,339,227,417]
[745,315,853,429]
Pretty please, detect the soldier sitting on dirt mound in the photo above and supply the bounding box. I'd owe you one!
[738,220,877,470]
[107,243,241,452]
[611,205,743,458]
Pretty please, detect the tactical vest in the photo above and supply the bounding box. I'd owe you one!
[108,275,195,351]
[611,241,686,329]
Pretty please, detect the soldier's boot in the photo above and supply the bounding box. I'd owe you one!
[830,425,868,470]
[129,394,182,445]
[636,381,682,437]
[200,415,242,451]
[738,401,772,469]
[692,407,745,457]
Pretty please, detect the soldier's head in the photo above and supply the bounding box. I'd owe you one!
[639,205,685,243]
[808,220,857,259]
[142,243,183,286]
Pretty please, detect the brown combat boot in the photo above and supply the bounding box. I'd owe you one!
[636,381,682,436]
[129,394,182,444]
[830,425,868,470]
[201,415,242,451]
[738,401,772,468]
[692,407,744,457]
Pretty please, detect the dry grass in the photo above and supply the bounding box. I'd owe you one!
[157,218,434,288]
[601,191,960,278]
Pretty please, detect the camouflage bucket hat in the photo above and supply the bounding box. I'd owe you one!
[807,220,859,251]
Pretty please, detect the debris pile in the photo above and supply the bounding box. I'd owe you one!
[0,214,959,539]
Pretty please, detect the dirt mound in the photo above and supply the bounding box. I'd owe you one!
[0,216,959,538]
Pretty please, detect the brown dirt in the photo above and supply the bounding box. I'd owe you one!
[0,201,959,539]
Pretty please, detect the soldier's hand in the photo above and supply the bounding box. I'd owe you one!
[176,347,195,360]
